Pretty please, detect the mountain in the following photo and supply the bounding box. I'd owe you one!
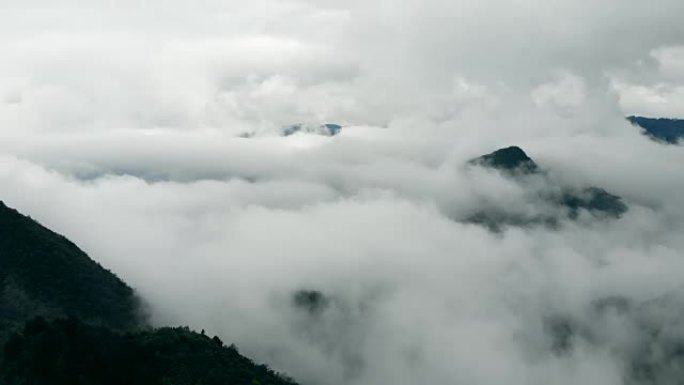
[467,146,627,230]
[469,146,540,174]
[627,116,684,144]
[559,187,627,220]
[2,318,297,385]
[0,201,141,343]
[0,201,300,385]
[283,123,342,137]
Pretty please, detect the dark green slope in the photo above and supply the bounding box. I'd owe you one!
[2,317,297,385]
[0,201,141,341]
[0,201,301,385]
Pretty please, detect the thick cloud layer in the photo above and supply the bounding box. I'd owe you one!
[1,1,684,384]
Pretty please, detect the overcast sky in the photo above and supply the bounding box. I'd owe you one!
[1,1,684,384]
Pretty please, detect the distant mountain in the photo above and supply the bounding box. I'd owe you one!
[283,123,342,137]
[236,123,343,139]
[467,147,627,230]
[469,146,540,174]
[627,116,684,144]
[0,201,142,343]
[293,289,330,315]
[543,292,684,384]
[558,187,627,220]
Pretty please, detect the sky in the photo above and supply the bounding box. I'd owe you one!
[1,1,684,384]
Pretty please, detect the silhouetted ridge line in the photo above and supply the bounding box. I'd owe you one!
[627,116,684,144]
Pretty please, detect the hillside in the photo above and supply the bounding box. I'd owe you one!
[0,201,141,343]
[2,317,297,385]
[627,116,684,144]
[0,201,301,385]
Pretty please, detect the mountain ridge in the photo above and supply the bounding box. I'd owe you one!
[0,200,300,385]
[467,146,627,231]
[627,116,684,144]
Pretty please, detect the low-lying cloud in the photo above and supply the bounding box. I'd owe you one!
[1,0,684,384]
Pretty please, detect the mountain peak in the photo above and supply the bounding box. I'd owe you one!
[466,148,627,231]
[471,146,540,174]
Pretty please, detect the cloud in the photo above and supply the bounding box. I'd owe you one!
[610,45,684,118]
[1,1,684,384]
[531,72,587,117]
[1,120,683,384]
[2,0,684,132]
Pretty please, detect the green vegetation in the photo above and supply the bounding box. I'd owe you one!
[2,317,297,385]
[0,201,141,345]
[0,201,301,385]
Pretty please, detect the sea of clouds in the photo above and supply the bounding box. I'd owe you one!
[1,1,684,384]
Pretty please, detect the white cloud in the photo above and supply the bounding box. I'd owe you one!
[531,72,587,116]
[1,1,684,384]
[610,45,684,118]
[613,81,684,118]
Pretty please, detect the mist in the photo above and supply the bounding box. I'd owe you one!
[1,1,684,384]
